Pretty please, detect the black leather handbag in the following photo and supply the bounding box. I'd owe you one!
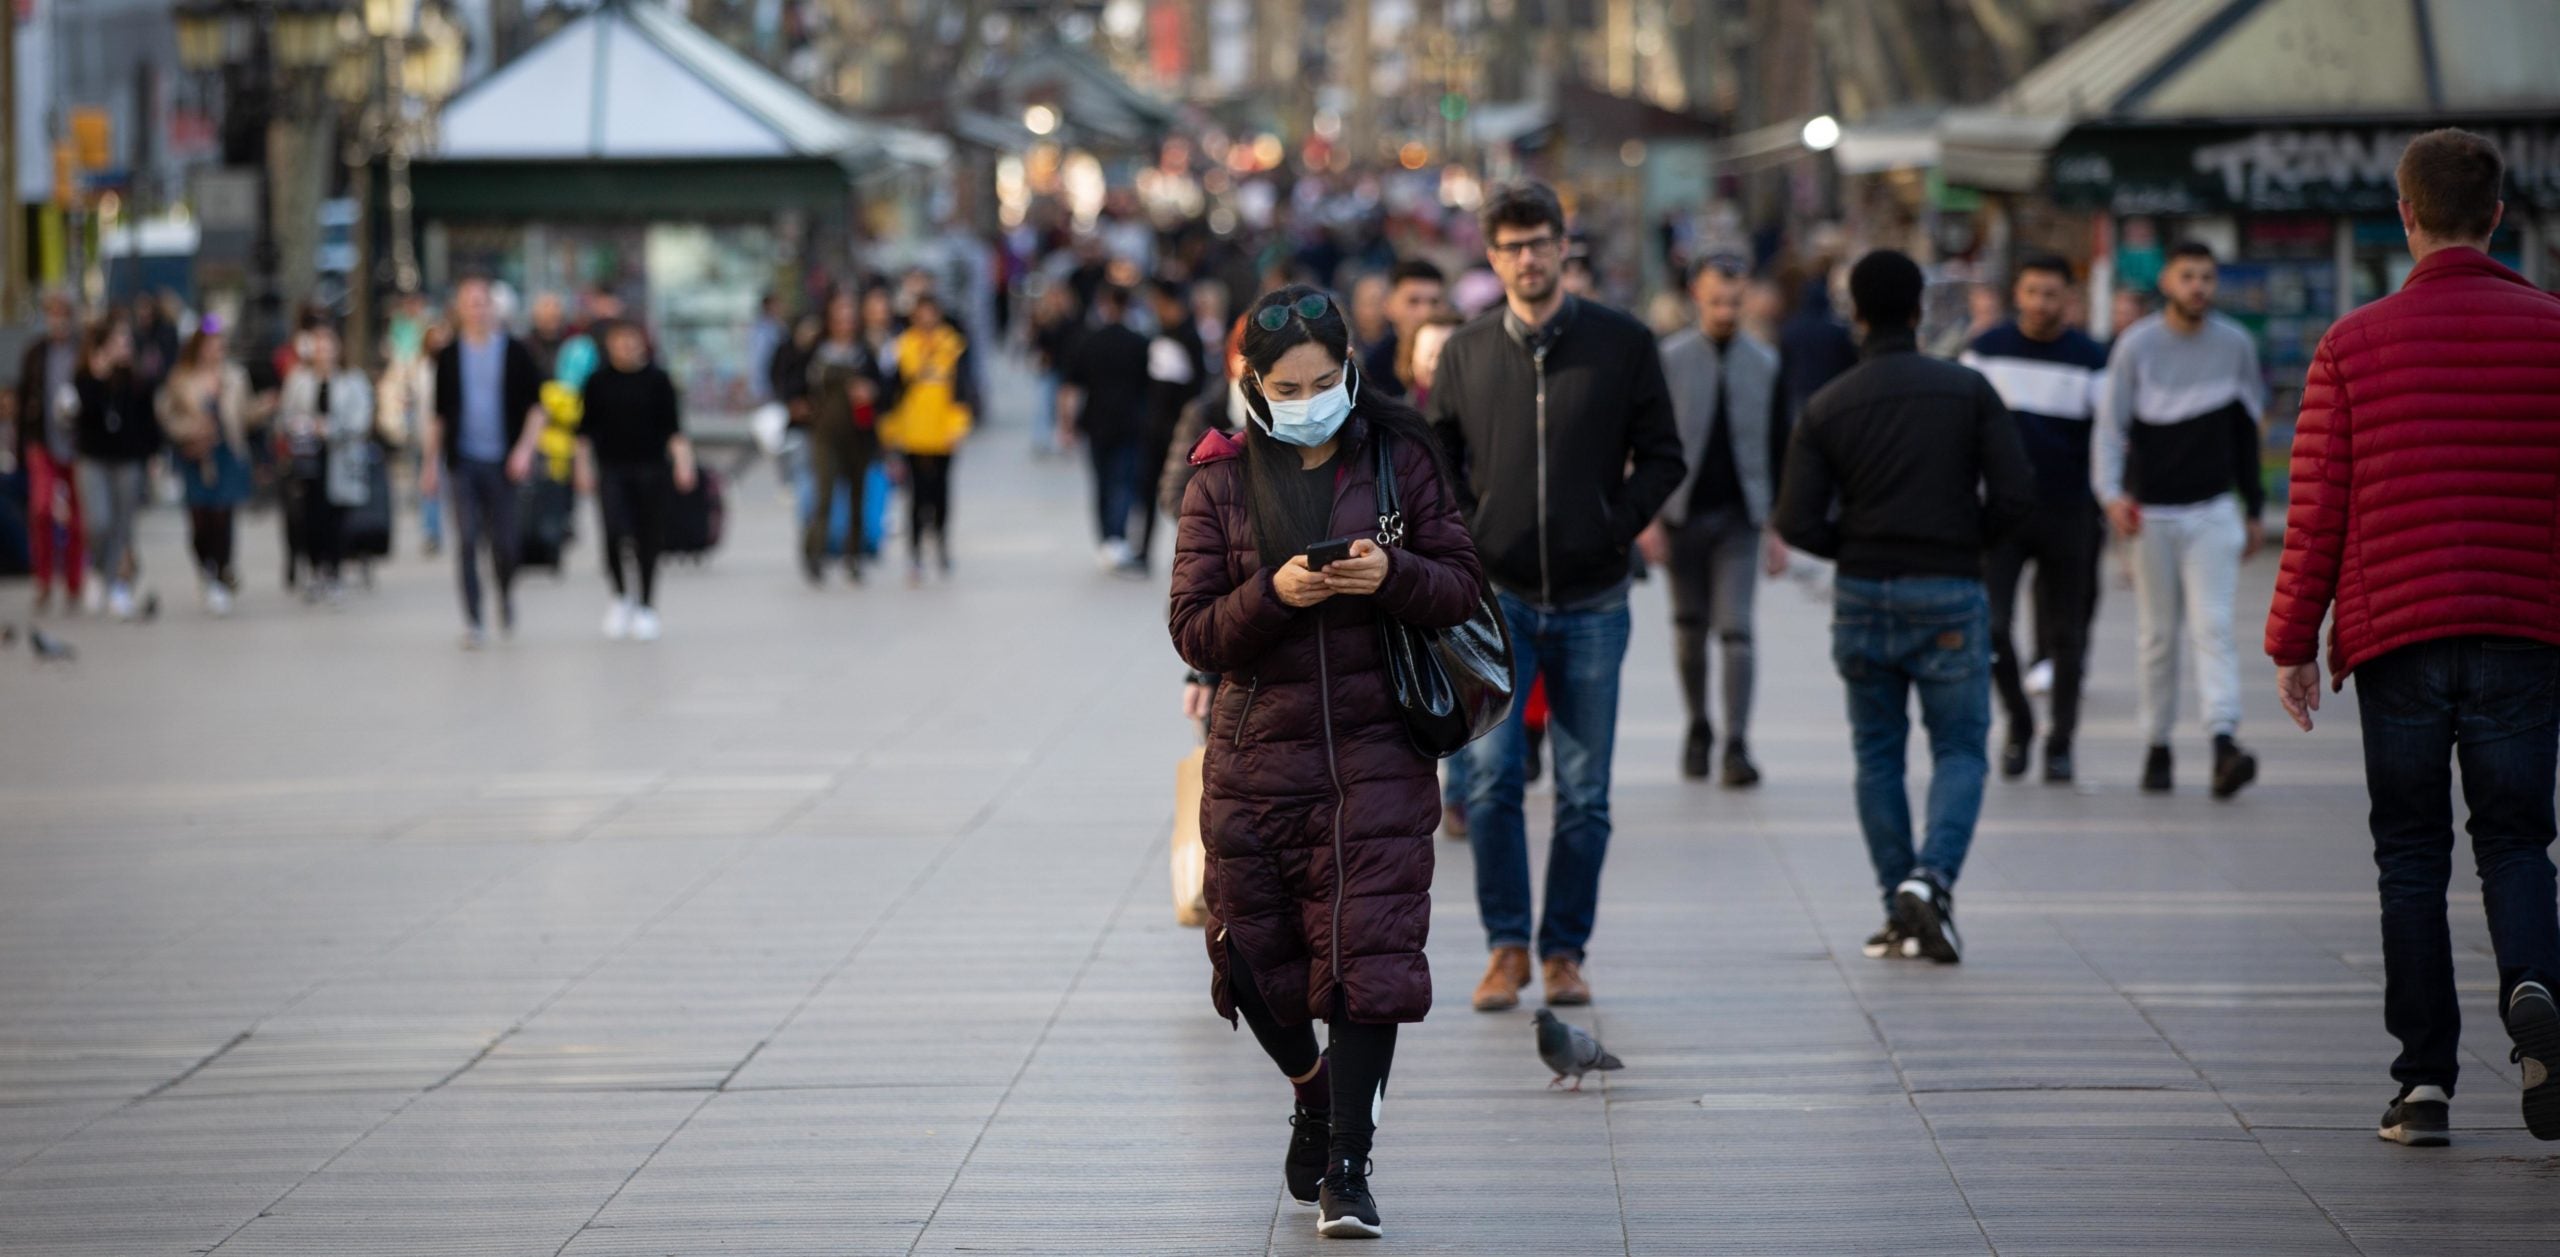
[1371,432,1516,759]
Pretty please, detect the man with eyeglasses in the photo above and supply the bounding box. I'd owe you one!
[1638,255,1788,787]
[1426,182,1687,1013]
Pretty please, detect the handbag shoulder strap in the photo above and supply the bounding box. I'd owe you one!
[1372,426,1406,548]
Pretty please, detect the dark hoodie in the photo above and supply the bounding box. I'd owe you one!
[1777,278,1859,425]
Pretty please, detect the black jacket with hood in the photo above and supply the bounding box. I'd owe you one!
[1424,296,1687,607]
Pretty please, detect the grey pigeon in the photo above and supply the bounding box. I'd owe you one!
[1533,1009,1622,1091]
[27,627,75,662]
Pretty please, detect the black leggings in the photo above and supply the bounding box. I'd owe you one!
[598,463,668,608]
[906,453,952,563]
[297,474,345,582]
[188,506,235,587]
[1226,941,1397,1163]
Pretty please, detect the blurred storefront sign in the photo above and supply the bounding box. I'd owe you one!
[2052,121,2560,216]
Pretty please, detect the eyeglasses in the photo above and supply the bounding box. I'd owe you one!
[1694,253,1748,279]
[1488,234,1562,260]
[1254,294,1333,332]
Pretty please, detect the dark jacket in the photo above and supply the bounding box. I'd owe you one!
[767,338,813,421]
[13,336,76,464]
[1425,296,1686,607]
[432,333,545,467]
[2268,247,2560,686]
[1169,416,1485,1026]
[579,363,682,466]
[1778,280,1860,425]
[804,339,893,434]
[1773,328,2037,580]
[74,369,160,463]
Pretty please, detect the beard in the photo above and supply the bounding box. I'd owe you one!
[1507,268,1557,305]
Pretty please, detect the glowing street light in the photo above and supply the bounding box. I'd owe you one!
[1801,114,1842,152]
[1024,104,1059,137]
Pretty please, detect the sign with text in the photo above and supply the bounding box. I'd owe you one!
[2053,123,2560,215]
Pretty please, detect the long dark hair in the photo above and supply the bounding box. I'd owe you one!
[1235,284,1450,571]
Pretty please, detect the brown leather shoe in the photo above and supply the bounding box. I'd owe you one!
[1542,954,1592,1006]
[1472,946,1531,1011]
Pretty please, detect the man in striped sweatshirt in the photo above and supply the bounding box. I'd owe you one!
[2095,241,2267,798]
[1961,254,2110,785]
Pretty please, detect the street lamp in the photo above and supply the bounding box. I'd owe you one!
[1801,114,1842,153]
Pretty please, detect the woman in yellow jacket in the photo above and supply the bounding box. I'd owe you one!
[879,293,974,581]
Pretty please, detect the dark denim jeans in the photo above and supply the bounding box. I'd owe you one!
[1466,587,1632,960]
[2356,635,2560,1095]
[1831,576,1993,908]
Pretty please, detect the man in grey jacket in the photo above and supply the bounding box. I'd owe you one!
[1639,256,1790,786]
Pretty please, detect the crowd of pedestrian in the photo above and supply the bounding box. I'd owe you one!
[1154,130,2559,1238]
[4,126,2555,1243]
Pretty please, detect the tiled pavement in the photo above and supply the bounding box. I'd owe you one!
[3,394,2554,1254]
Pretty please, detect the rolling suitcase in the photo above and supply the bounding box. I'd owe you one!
[664,468,724,558]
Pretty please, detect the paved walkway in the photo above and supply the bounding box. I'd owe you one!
[2,381,2552,1255]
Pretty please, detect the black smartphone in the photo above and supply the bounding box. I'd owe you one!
[1304,536,1358,570]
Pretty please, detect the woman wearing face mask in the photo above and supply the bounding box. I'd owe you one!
[1169,285,1485,1240]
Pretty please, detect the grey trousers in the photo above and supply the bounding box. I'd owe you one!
[1668,508,1760,746]
[79,459,149,584]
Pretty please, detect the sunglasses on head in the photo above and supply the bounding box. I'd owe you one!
[1254,294,1334,331]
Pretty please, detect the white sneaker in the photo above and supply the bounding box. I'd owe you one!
[601,600,634,640]
[629,608,661,642]
[206,584,234,618]
[1096,538,1131,570]
[108,584,136,620]
[2026,659,2054,697]
[81,581,105,615]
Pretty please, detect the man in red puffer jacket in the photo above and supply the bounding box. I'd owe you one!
[2266,128,2560,1150]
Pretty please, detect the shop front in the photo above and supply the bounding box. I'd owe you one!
[2050,118,2556,437]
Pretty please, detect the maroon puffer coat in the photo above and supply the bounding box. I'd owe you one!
[1169,415,1485,1026]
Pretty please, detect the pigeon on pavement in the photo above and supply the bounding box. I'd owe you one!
[28,627,76,662]
[1534,1009,1623,1091]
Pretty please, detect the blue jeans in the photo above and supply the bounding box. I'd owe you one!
[2357,636,2560,1094]
[1831,576,1993,907]
[447,459,520,630]
[1466,588,1632,960]
[1091,438,1142,543]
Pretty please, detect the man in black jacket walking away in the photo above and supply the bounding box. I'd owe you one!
[1775,251,2037,965]
[1427,183,1688,1012]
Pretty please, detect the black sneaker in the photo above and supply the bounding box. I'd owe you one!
[1999,737,2031,780]
[1284,1104,1329,1206]
[1681,722,1713,781]
[1720,743,1761,789]
[1861,920,1919,960]
[1893,875,1963,964]
[1316,1157,1382,1239]
[2211,734,2258,799]
[2043,740,2075,785]
[2141,745,2173,793]
[2508,981,2560,1141]
[2378,1084,2450,1146]
[801,553,824,587]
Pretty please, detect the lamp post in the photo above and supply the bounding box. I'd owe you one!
[331,0,465,363]
[175,0,342,355]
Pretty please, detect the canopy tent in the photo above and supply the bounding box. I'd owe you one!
[419,0,946,218]
[1939,0,2560,197]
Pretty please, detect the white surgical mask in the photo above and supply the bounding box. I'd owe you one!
[1252,360,1356,448]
